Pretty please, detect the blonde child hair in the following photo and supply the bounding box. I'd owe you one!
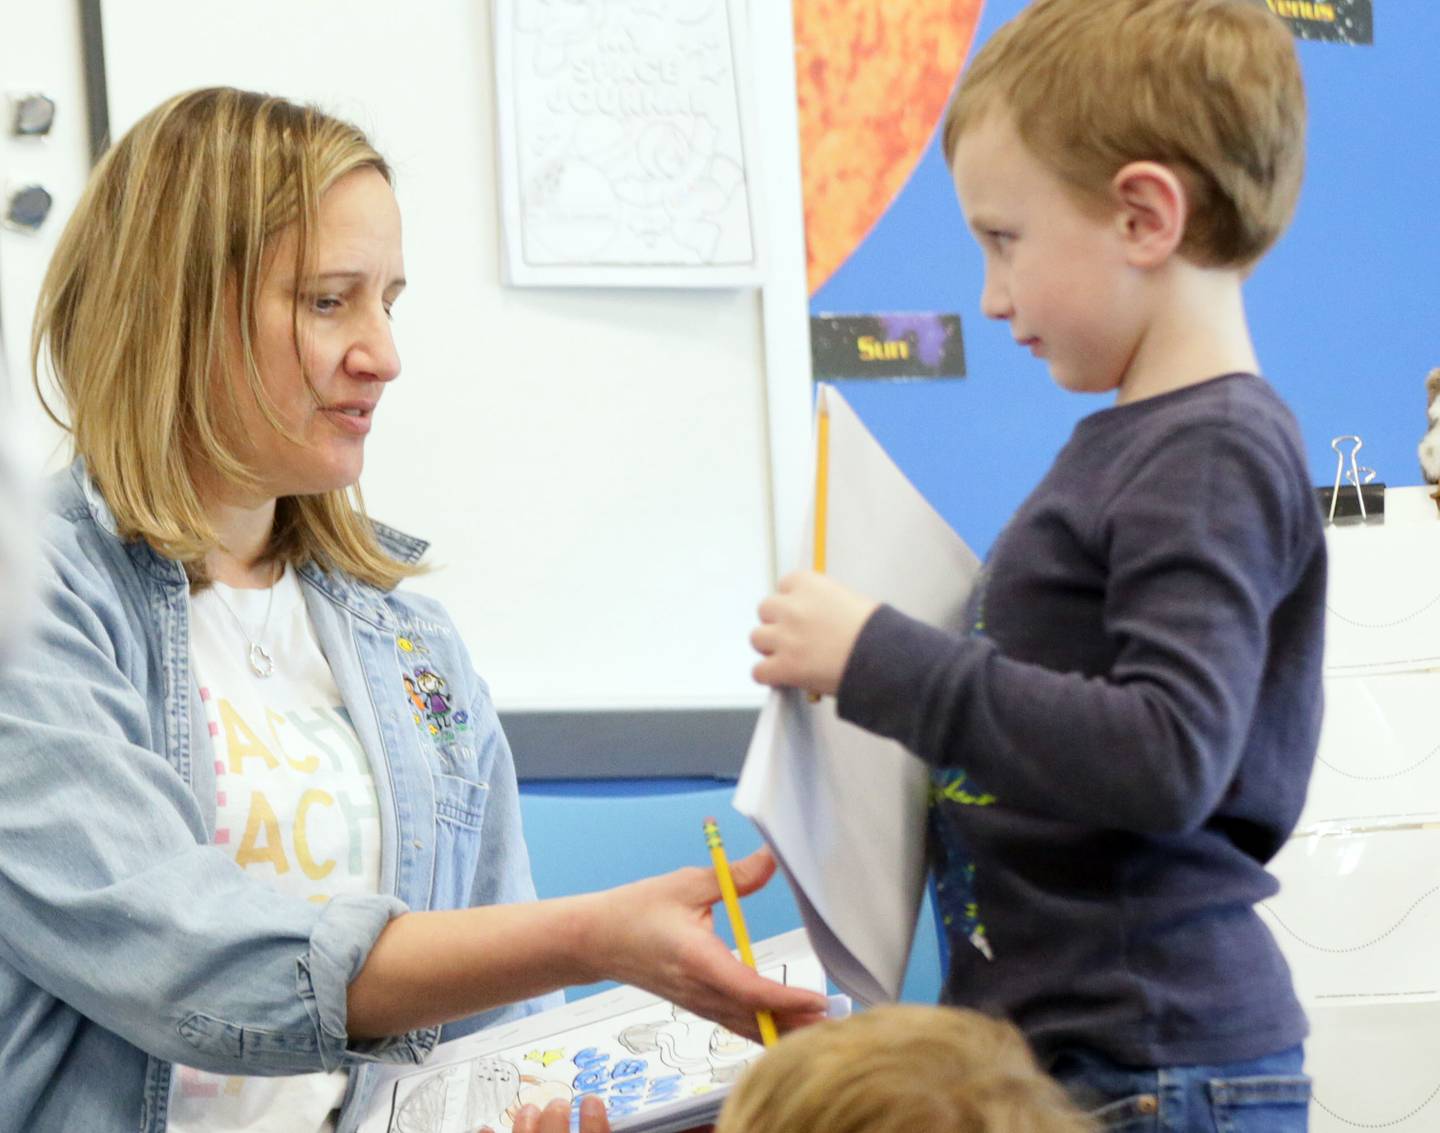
[32,86,417,589]
[714,1005,1093,1133]
[942,0,1305,268]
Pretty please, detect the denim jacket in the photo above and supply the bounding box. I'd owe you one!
[0,464,554,1132]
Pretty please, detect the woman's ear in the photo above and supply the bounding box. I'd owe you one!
[1111,161,1187,268]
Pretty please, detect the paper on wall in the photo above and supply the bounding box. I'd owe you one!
[733,384,979,1006]
[1263,825,1440,1006]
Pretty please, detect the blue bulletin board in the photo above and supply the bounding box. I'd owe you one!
[811,1,1440,559]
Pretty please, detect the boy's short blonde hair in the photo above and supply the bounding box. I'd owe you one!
[942,0,1305,268]
[713,1005,1093,1133]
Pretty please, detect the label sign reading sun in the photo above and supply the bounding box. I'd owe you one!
[1264,0,1373,44]
[811,314,967,380]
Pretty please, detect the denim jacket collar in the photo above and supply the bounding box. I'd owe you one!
[68,460,431,631]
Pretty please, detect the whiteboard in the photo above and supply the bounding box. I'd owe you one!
[83,0,811,716]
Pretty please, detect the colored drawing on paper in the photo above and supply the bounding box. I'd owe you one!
[379,959,804,1132]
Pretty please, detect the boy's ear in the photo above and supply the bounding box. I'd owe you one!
[1111,161,1187,267]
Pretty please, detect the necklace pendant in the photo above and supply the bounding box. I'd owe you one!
[248,641,275,678]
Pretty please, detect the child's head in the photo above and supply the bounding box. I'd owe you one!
[943,0,1305,270]
[713,1005,1092,1133]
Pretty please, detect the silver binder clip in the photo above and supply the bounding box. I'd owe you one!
[1329,435,1367,524]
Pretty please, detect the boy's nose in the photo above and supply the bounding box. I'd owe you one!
[980,275,1012,321]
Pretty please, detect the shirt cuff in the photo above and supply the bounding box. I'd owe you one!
[303,893,440,1070]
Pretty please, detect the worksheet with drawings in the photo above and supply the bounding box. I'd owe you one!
[1305,1001,1440,1133]
[1322,494,1440,676]
[92,0,789,736]
[1263,825,1440,1005]
[1300,670,1440,829]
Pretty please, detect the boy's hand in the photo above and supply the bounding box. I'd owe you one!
[750,572,879,696]
[503,1096,610,1133]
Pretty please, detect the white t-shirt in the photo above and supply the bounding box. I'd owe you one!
[170,566,383,1133]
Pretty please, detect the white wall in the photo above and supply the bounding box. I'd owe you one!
[0,0,92,471]
[0,0,814,721]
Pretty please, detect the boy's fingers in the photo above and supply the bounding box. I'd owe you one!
[725,847,777,894]
[540,1099,579,1133]
[576,1095,611,1133]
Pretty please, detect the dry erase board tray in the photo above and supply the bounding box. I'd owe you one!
[1263,826,1440,1007]
[1307,1000,1440,1133]
[1299,671,1440,830]
[1324,488,1440,676]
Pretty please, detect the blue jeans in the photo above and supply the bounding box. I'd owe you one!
[1049,1045,1310,1132]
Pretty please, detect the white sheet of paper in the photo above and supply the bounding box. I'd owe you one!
[1263,826,1440,1006]
[491,0,762,288]
[1307,1000,1440,1132]
[358,931,827,1133]
[1324,519,1440,676]
[1300,671,1440,829]
[734,385,979,1006]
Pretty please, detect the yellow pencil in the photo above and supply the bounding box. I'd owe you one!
[807,401,831,704]
[703,817,780,1047]
[813,401,831,575]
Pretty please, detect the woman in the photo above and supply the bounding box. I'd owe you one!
[0,88,823,1133]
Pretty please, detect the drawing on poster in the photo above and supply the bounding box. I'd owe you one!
[494,0,760,285]
[377,957,805,1132]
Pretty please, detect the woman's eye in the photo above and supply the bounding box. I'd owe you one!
[311,295,342,314]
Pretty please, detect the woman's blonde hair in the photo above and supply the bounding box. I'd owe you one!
[32,86,417,589]
[714,1005,1093,1133]
[942,0,1305,269]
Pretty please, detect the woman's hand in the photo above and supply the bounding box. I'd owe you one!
[582,847,830,1042]
[750,571,879,696]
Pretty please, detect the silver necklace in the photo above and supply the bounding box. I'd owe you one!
[209,564,281,678]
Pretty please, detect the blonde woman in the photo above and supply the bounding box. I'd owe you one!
[0,88,823,1133]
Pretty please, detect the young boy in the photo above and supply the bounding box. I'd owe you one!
[751,0,1321,1127]
[715,1005,1092,1133]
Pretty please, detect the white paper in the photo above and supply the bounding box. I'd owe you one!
[1324,520,1440,676]
[1300,671,1440,829]
[1307,1000,1440,1131]
[492,0,762,288]
[1263,826,1440,1006]
[359,931,826,1133]
[734,385,979,1006]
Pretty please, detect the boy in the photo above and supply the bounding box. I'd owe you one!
[714,1005,1091,1133]
[750,0,1322,1127]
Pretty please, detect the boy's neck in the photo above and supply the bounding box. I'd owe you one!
[1116,262,1258,405]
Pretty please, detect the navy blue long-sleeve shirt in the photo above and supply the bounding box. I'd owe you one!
[839,373,1325,1067]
